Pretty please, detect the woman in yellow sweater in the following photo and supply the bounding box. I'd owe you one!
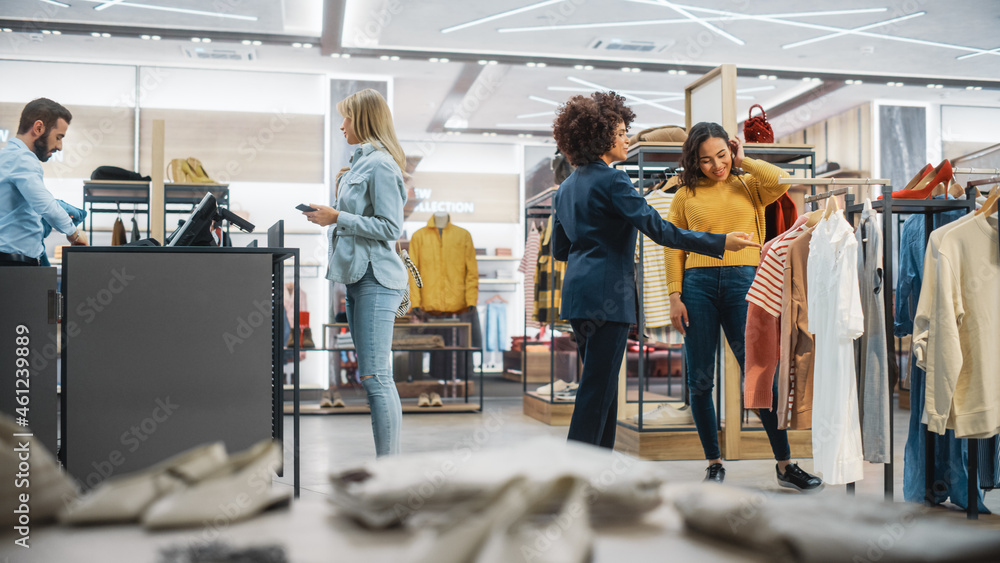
[666,122,822,490]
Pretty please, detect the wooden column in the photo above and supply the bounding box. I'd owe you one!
[150,120,165,242]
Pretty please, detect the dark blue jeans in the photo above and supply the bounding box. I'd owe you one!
[682,266,790,462]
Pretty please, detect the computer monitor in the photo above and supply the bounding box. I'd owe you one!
[166,193,219,247]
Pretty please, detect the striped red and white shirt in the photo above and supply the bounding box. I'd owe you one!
[745,219,809,317]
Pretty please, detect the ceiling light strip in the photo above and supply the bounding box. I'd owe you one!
[566,76,685,116]
[516,111,558,119]
[781,12,926,49]
[93,0,127,12]
[674,3,999,58]
[649,0,745,46]
[499,6,886,33]
[956,46,1000,61]
[74,0,258,21]
[528,95,562,106]
[440,0,564,34]
[39,0,71,7]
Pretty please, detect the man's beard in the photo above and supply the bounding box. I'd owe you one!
[32,134,51,162]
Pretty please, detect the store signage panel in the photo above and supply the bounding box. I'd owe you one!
[0,102,135,179]
[408,172,518,223]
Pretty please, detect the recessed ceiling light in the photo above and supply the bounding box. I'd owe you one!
[1,28,12,33]
[927,84,936,88]
[40,0,71,6]
[292,42,302,48]
[52,30,61,35]
[758,74,769,80]
[303,43,313,49]
[202,38,211,43]
[935,84,943,89]
[379,55,390,60]
[527,62,536,67]
[488,60,498,65]
[584,65,594,70]
[478,60,488,65]
[252,40,261,46]
[41,30,51,35]
[668,70,678,75]
[768,75,777,80]
[341,53,350,58]
[677,70,688,75]
[101,32,111,38]
[151,35,160,40]
[191,37,202,43]
[331,53,342,58]
[974,86,983,90]
[536,62,546,68]
[390,55,399,61]
[622,67,632,72]
[429,57,439,62]
[439,58,449,63]
[143,35,153,40]
[802,77,813,82]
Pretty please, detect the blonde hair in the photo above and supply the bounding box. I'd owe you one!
[337,89,406,171]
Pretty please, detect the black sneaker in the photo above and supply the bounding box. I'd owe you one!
[704,463,725,483]
[776,462,823,491]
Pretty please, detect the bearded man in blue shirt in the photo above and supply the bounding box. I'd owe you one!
[0,98,88,267]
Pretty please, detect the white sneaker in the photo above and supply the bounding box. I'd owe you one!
[631,403,694,426]
[534,379,570,397]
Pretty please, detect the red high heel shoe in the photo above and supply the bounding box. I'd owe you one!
[877,163,931,200]
[879,160,952,200]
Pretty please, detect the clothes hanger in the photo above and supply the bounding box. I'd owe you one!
[804,209,823,227]
[822,194,840,220]
[486,294,507,304]
[976,185,999,217]
[948,182,965,199]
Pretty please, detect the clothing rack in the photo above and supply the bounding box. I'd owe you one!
[843,188,982,515]
[796,179,895,498]
[914,169,1000,521]
[523,189,564,405]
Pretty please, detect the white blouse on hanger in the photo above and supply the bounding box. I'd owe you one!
[807,210,865,485]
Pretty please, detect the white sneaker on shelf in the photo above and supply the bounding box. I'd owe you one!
[534,379,570,397]
[631,402,694,426]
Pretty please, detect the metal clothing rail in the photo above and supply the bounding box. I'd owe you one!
[953,167,1000,175]
[780,177,891,186]
[803,187,851,203]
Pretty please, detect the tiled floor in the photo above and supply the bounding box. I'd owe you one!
[275,379,1000,523]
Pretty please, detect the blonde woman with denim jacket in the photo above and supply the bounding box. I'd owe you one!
[305,89,407,457]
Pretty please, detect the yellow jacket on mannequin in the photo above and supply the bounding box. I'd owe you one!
[408,213,479,313]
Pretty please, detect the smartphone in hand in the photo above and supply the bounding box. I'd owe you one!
[296,204,317,212]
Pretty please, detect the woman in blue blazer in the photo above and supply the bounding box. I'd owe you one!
[551,91,758,447]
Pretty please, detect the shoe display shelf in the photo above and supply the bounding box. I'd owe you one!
[82,180,230,244]
[612,142,817,461]
[282,321,484,414]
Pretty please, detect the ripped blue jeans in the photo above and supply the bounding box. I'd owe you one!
[346,263,403,457]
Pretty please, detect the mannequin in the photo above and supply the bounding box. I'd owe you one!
[407,213,482,381]
[409,213,479,316]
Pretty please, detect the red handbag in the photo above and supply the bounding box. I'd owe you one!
[744,104,774,143]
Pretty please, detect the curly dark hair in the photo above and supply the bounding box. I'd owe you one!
[678,122,743,193]
[552,91,635,167]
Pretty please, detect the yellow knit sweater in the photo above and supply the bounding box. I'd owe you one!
[665,157,790,294]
